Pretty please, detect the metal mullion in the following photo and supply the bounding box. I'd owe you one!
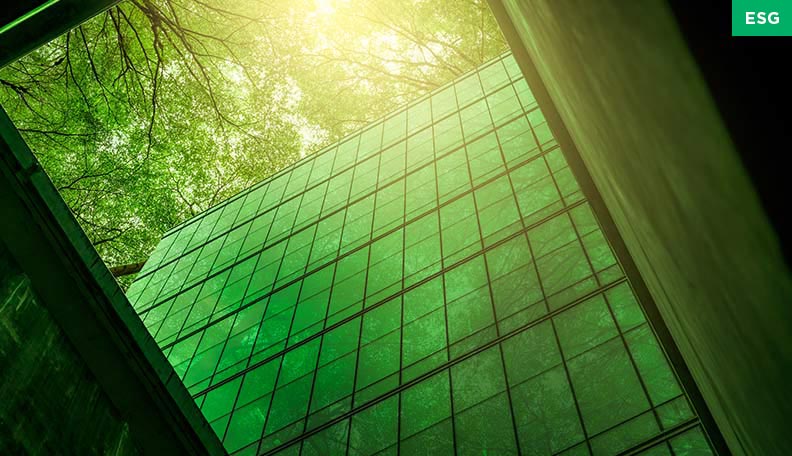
[171,259,239,391]
[162,172,266,240]
[162,204,223,277]
[140,139,560,327]
[298,261,338,438]
[152,51,514,255]
[162,191,231,270]
[165,194,586,374]
[190,230,600,401]
[319,168,355,222]
[284,189,316,243]
[284,160,324,238]
[154,170,294,319]
[568,207,703,455]
[271,220,312,291]
[239,169,323,377]
[149,297,179,345]
[548,106,665,437]
[497,352,683,435]
[157,222,200,272]
[301,143,340,279]
[567,206,667,434]
[258,277,628,456]
[162,200,568,378]
[616,419,700,456]
[549,316,594,454]
[530,216,594,455]
[139,179,349,307]
[141,170,297,283]
[243,162,305,455]
[554,386,687,447]
[137,105,541,285]
[274,159,346,453]
[489,15,728,451]
[163,146,303,240]
[252,276,308,455]
[287,154,318,203]
[142,198,304,317]
[531,226,597,265]
[521,191,594,453]
[241,287,277,371]
[205,237,268,390]
[315,139,361,345]
[487,85,602,456]
[159,232,224,303]
[215,305,254,445]
[344,113,384,455]
[175,225,258,346]
[299,138,349,448]
[456,78,522,456]
[605,309,689,441]
[263,191,302,248]
[210,195,248,240]
[138,263,178,311]
[247,178,274,225]
[268,171,348,356]
[667,435,678,456]
[396,100,409,456]
[233,147,343,456]
[480,64,544,239]
[426,84,460,456]
[146,233,200,309]
[348,162,381,263]
[164,160,562,351]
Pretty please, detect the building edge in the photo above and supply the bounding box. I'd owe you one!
[486,1,792,455]
[0,104,227,454]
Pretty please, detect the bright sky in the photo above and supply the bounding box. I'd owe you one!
[312,0,337,17]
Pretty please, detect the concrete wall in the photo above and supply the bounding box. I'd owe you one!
[488,1,792,455]
[0,105,227,455]
[0,243,140,455]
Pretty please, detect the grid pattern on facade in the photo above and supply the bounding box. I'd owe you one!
[128,53,717,456]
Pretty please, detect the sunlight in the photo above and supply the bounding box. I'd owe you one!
[313,0,336,17]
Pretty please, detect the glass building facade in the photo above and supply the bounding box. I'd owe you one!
[127,53,717,455]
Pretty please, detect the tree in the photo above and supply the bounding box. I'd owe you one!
[0,0,507,287]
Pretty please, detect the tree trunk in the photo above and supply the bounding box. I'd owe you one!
[109,261,146,277]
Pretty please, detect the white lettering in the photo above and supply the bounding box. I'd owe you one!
[746,11,781,25]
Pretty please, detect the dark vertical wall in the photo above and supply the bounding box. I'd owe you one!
[665,0,792,265]
[488,1,792,455]
[0,0,121,68]
[0,242,140,455]
[0,107,227,455]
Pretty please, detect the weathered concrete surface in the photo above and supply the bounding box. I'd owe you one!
[0,106,226,455]
[489,1,792,454]
[0,244,140,455]
[0,0,121,69]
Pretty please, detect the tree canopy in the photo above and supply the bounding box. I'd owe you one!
[0,0,507,286]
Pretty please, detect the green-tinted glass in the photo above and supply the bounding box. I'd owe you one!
[130,53,716,456]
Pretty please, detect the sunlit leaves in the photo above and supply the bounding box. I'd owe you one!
[0,0,506,287]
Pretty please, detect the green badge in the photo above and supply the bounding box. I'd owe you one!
[733,0,792,36]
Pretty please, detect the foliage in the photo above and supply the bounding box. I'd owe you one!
[0,0,506,286]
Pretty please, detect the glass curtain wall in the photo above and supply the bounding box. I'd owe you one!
[127,53,717,456]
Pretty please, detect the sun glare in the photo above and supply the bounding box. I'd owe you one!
[313,0,336,16]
